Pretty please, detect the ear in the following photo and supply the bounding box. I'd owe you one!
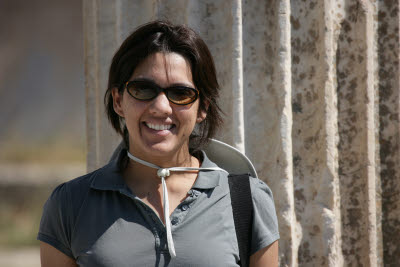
[196,101,209,123]
[111,87,125,118]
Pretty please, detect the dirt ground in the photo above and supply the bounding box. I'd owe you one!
[0,247,40,267]
[0,163,85,267]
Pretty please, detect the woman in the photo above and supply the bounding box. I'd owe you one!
[38,20,279,266]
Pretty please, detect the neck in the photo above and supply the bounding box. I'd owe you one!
[124,147,200,185]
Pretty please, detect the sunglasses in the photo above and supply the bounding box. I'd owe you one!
[125,80,199,105]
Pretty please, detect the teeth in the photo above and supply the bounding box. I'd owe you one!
[146,123,172,131]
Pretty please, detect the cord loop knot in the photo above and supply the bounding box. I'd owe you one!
[157,168,170,178]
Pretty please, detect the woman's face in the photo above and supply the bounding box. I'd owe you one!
[112,52,206,162]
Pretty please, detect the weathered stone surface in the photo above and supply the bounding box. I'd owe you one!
[291,0,343,265]
[84,0,400,266]
[84,0,157,172]
[84,0,122,171]
[242,0,297,265]
[187,1,244,149]
[337,1,378,266]
[377,0,400,266]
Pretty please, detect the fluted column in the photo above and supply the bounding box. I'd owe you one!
[377,0,400,265]
[290,0,343,265]
[84,0,400,265]
[336,1,379,265]
[84,0,157,171]
[242,1,297,265]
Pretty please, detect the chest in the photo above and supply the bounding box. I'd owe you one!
[70,189,240,266]
[126,174,197,220]
[138,190,189,221]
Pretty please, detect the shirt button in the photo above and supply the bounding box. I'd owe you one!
[181,205,188,211]
[171,218,178,225]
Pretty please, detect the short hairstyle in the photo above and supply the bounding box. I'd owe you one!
[104,20,223,151]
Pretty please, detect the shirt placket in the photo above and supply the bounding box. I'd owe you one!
[132,189,201,253]
[132,200,163,249]
[169,189,201,228]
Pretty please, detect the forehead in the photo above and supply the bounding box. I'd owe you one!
[131,52,194,87]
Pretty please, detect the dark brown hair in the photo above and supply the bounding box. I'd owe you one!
[104,20,223,151]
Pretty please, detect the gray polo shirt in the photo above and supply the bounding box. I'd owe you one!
[38,150,279,266]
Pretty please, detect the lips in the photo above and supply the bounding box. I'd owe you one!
[145,122,174,131]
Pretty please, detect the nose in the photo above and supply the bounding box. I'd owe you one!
[148,92,173,115]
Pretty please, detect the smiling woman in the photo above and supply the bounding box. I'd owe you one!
[105,21,223,156]
[37,20,279,267]
[112,52,206,164]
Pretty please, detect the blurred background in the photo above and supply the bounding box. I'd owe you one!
[0,0,85,266]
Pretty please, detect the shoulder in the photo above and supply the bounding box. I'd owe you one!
[249,177,275,203]
[224,174,275,210]
[50,169,98,200]
[38,166,108,258]
[45,163,113,215]
[218,173,280,255]
[200,149,280,253]
[249,177,280,254]
[41,171,96,232]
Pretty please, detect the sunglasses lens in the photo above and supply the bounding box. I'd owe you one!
[126,81,198,105]
[127,82,157,100]
[167,87,197,105]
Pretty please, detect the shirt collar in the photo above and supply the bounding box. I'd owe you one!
[90,149,128,192]
[191,151,223,189]
[90,149,224,191]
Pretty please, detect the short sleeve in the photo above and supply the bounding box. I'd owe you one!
[250,177,280,255]
[37,183,74,258]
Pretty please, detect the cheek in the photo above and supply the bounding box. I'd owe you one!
[180,110,201,130]
[122,103,145,128]
[123,97,146,114]
[174,104,198,121]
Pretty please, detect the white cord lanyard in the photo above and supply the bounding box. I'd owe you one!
[127,151,227,258]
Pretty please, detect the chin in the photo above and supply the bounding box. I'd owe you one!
[141,140,188,158]
[146,144,174,155]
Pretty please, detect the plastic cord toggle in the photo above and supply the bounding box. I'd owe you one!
[157,168,170,178]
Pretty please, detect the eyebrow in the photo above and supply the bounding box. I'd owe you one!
[130,77,195,89]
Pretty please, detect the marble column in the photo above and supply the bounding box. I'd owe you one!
[84,0,400,265]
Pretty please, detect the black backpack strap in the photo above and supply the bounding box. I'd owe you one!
[228,173,253,267]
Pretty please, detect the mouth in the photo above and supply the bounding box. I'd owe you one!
[144,122,175,131]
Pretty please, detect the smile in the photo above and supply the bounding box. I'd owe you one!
[145,122,173,131]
